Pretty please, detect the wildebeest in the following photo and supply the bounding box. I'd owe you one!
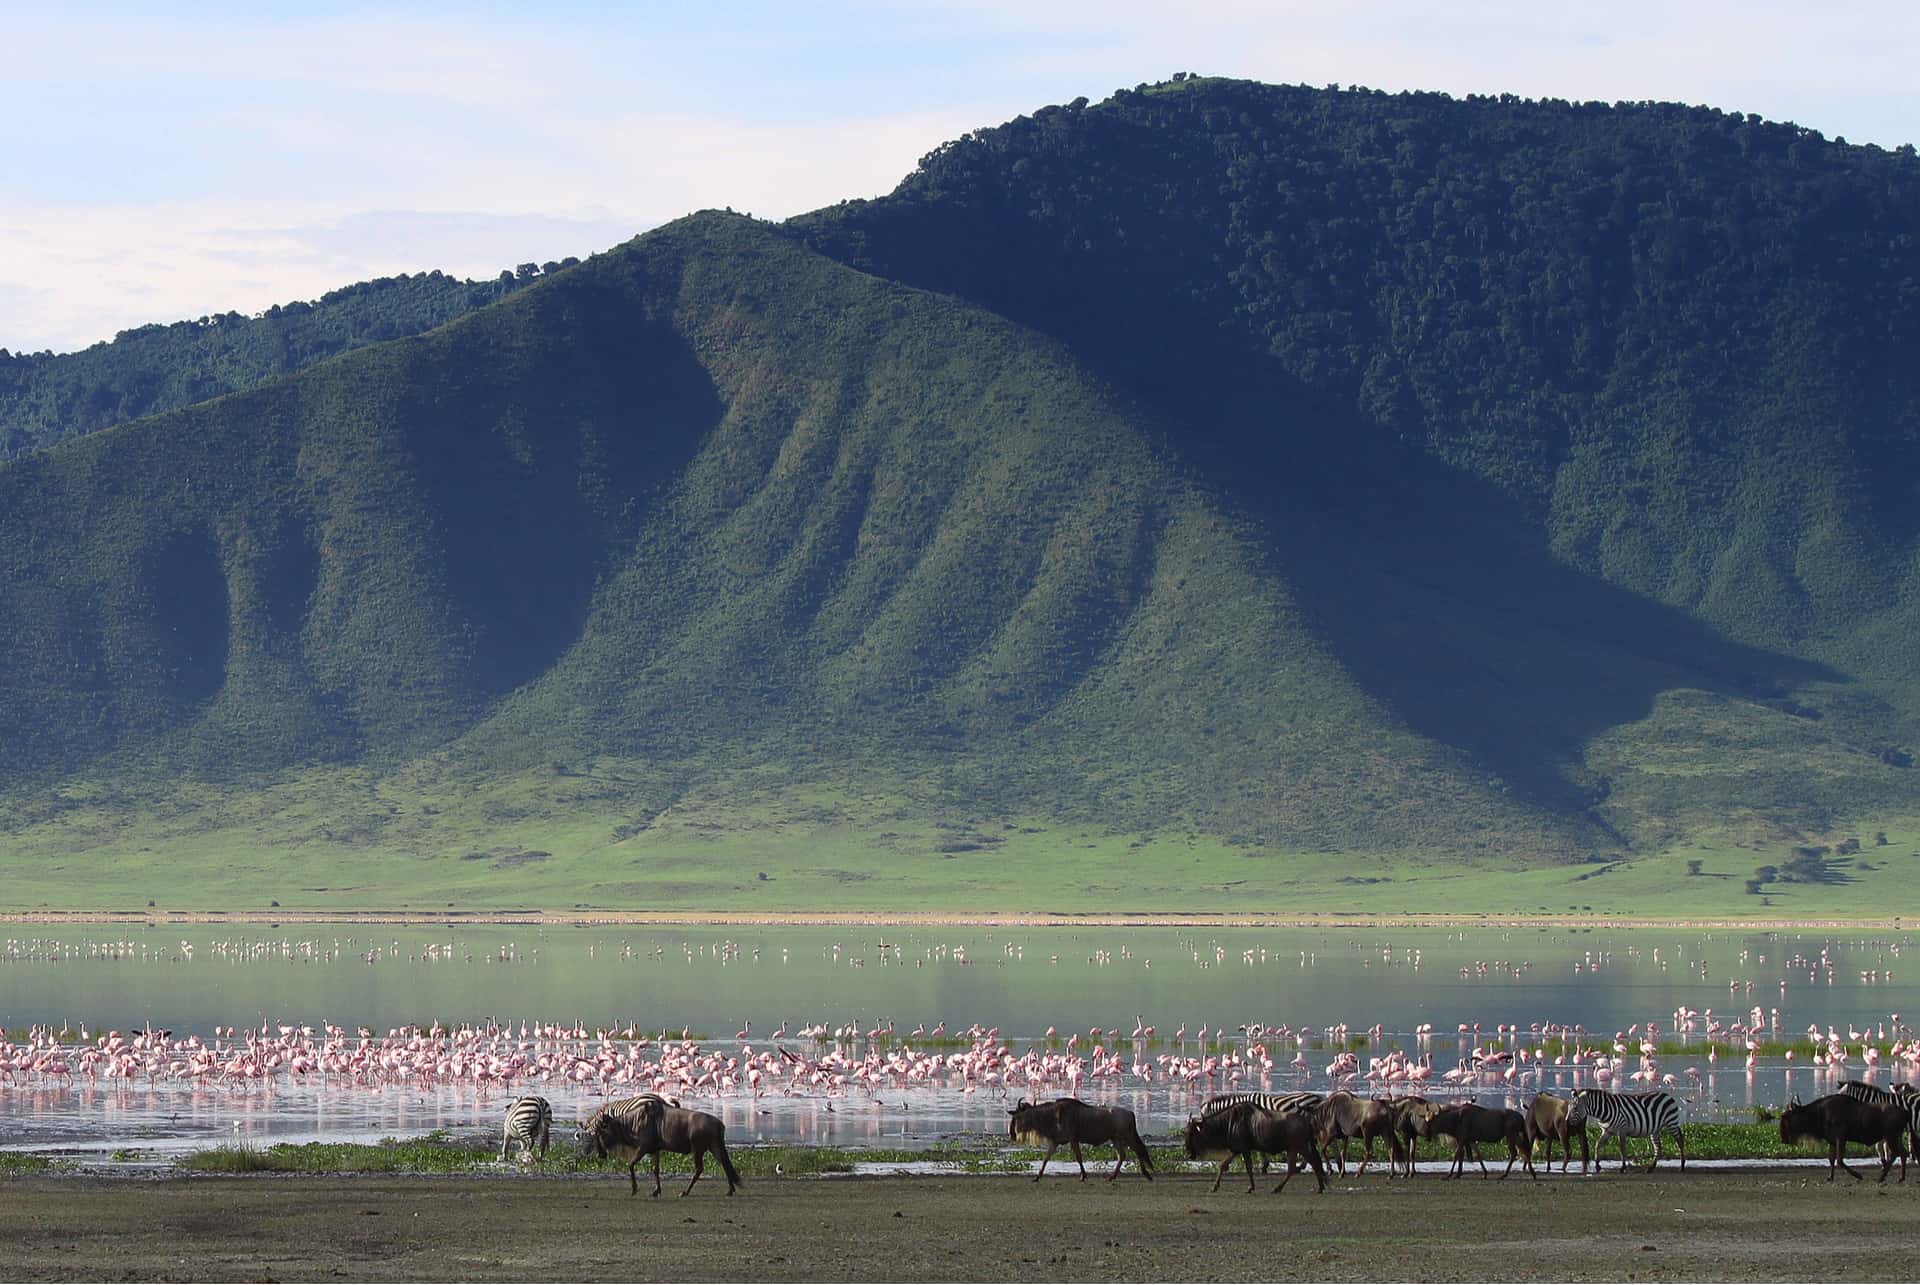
[1427,1102,1534,1179]
[1313,1092,1403,1177]
[581,1098,742,1197]
[1183,1102,1326,1194]
[1524,1092,1590,1174]
[1387,1096,1442,1176]
[1201,1092,1323,1173]
[1780,1093,1910,1183]
[1007,1098,1153,1182]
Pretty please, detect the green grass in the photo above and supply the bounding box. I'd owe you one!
[172,1136,1052,1177]
[0,1151,58,1175]
[163,1125,1879,1178]
[5,767,1918,918]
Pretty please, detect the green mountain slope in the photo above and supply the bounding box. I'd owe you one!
[4,80,1920,912]
[0,266,563,459]
[790,76,1920,851]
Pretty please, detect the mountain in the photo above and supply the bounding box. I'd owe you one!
[3,77,1919,911]
[0,265,564,459]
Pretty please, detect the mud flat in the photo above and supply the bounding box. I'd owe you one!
[2,1169,1917,1281]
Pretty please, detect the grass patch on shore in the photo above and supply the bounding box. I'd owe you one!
[173,1136,1030,1177]
[167,1125,1877,1178]
[0,1151,58,1175]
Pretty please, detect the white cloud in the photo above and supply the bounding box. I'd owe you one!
[3,2,1915,352]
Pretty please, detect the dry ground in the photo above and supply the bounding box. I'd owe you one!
[2,1168,1917,1281]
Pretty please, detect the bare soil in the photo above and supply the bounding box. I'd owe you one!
[1,1169,1915,1281]
[0,908,1904,929]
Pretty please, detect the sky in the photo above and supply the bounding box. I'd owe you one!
[5,1,1917,355]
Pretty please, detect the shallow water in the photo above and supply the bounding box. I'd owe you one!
[2,923,1914,1159]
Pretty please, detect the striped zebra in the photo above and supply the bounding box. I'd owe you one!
[1571,1088,1685,1171]
[1838,1080,1919,1159]
[499,1095,554,1162]
[1199,1091,1324,1119]
[580,1093,679,1135]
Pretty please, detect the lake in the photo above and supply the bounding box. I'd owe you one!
[2,922,1912,1159]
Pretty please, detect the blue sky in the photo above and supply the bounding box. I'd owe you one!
[6,1,1917,353]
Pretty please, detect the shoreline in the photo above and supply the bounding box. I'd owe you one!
[0,907,1908,930]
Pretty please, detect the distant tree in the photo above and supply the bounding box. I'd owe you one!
[1686,859,1704,876]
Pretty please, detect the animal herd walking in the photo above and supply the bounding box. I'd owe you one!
[524,1079,1920,1202]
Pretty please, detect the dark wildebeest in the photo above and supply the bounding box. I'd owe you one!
[1200,1092,1322,1174]
[581,1099,742,1197]
[1007,1098,1153,1182]
[1183,1102,1326,1194]
[1524,1092,1590,1174]
[1313,1092,1403,1177]
[1780,1093,1910,1183]
[1387,1096,1442,1176]
[1427,1102,1534,1179]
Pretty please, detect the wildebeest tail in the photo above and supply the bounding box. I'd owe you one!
[716,1137,743,1189]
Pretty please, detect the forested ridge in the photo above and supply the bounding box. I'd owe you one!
[3,78,1919,906]
[0,263,577,458]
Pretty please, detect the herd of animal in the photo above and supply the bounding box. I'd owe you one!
[498,1080,1920,1198]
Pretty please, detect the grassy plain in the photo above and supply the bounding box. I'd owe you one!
[2,757,1915,919]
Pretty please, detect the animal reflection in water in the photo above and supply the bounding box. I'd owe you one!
[1007,1097,1154,1181]
[581,1097,742,1197]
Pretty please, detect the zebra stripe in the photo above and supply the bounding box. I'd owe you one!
[1200,1091,1324,1119]
[1838,1079,1917,1109]
[1571,1088,1685,1171]
[1839,1080,1920,1157]
[499,1095,554,1161]
[581,1093,678,1133]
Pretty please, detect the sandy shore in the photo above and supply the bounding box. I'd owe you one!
[0,908,1909,930]
[1,1169,1916,1281]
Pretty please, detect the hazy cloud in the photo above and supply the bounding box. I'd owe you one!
[4,1,1916,352]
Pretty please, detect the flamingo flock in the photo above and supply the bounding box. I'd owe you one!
[5,929,1920,1154]
[4,1000,1918,1111]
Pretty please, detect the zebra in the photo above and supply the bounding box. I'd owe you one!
[1571,1088,1685,1171]
[1838,1080,1919,1160]
[1199,1090,1324,1119]
[580,1093,680,1136]
[499,1095,554,1162]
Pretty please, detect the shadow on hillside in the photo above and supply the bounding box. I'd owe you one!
[1158,361,1846,833]
[404,275,724,699]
